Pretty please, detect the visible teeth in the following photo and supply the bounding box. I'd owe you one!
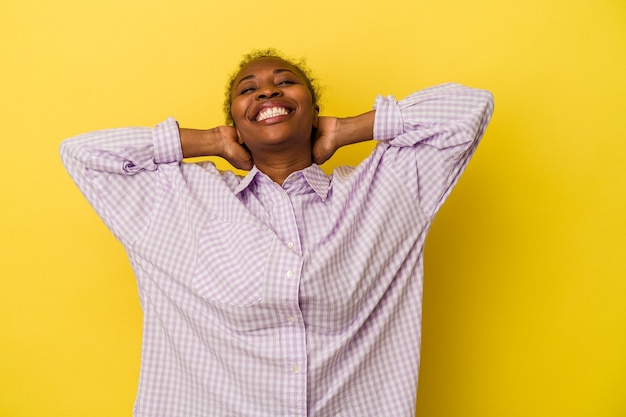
[257,107,289,122]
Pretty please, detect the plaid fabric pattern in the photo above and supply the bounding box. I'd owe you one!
[61,83,493,417]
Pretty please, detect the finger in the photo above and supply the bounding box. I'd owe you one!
[230,147,253,170]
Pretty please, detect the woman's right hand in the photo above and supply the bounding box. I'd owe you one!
[180,126,253,170]
[215,126,253,170]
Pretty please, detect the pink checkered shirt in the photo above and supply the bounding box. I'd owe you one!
[61,83,493,417]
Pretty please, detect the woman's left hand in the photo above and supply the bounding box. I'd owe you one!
[312,111,375,165]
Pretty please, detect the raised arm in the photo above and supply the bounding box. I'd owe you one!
[60,118,252,246]
[60,118,182,246]
[375,83,494,217]
[313,83,494,217]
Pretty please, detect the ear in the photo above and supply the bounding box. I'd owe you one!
[312,105,319,128]
[236,128,244,144]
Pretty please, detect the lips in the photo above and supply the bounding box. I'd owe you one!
[253,102,294,122]
[256,106,290,122]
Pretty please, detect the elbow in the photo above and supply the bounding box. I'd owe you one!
[478,88,495,117]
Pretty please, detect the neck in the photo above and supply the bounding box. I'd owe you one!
[250,145,312,185]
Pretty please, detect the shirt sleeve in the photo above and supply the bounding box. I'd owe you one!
[59,117,183,247]
[373,83,494,218]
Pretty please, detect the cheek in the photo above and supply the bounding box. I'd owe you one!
[230,101,245,125]
[229,98,237,113]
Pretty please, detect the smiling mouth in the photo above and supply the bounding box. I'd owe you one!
[256,106,291,122]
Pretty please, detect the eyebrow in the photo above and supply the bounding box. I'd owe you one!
[234,69,298,88]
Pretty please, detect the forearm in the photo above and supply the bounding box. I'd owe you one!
[60,125,161,176]
[335,110,376,148]
[375,83,494,146]
[60,117,185,177]
[179,127,223,159]
[59,121,177,245]
[180,125,252,170]
[373,84,494,217]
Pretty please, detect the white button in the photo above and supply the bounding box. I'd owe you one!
[291,365,300,374]
[286,270,293,278]
[287,241,294,250]
[289,316,297,323]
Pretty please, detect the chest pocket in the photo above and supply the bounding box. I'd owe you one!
[193,220,274,307]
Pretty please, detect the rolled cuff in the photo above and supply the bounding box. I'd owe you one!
[154,117,184,164]
[373,95,404,141]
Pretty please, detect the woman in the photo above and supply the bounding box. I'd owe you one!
[61,48,494,417]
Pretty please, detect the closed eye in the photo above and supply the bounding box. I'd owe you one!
[238,87,256,95]
[277,76,301,87]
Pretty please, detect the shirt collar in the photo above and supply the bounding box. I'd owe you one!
[301,164,331,201]
[234,166,262,195]
[234,164,331,201]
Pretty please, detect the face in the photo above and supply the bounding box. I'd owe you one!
[229,57,319,155]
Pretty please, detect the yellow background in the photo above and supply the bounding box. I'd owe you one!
[1,0,625,416]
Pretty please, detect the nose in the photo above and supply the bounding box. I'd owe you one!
[256,83,282,100]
